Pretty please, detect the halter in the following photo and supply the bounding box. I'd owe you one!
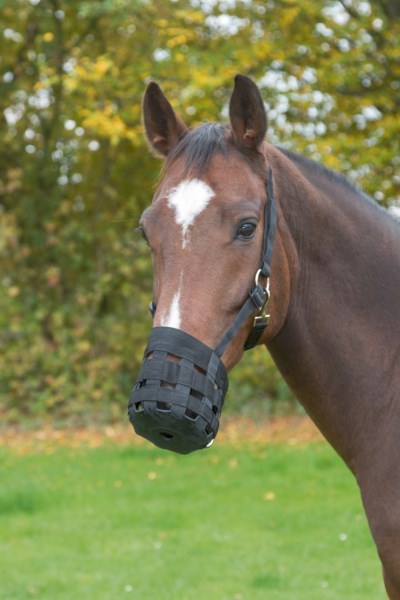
[149,168,277,356]
[128,169,276,453]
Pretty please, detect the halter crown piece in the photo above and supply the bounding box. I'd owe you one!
[128,169,276,454]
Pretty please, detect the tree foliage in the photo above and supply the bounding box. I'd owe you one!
[0,0,399,422]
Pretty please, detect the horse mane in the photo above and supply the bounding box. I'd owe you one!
[165,123,229,174]
[278,147,387,214]
[164,122,265,177]
[163,125,396,226]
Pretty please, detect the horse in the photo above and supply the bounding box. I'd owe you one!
[128,74,400,598]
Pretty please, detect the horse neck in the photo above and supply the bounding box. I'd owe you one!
[267,147,400,468]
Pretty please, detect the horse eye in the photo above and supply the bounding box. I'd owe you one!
[138,226,150,247]
[236,222,257,240]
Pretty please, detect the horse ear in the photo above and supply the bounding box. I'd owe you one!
[142,82,188,157]
[229,75,267,150]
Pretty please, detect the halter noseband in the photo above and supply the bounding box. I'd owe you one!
[149,168,277,356]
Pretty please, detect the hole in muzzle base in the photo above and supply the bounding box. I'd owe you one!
[204,424,213,436]
[184,408,199,421]
[157,401,172,412]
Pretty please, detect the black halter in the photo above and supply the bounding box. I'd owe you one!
[149,168,277,356]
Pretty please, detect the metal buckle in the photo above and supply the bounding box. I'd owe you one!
[254,270,270,326]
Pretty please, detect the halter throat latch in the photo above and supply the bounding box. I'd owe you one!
[241,270,271,352]
[252,270,271,327]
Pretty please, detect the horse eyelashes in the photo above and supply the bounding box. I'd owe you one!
[136,226,150,247]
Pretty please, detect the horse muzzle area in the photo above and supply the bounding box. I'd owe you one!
[128,327,229,454]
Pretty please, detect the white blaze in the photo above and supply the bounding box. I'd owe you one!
[161,179,214,329]
[167,178,215,248]
[161,289,182,329]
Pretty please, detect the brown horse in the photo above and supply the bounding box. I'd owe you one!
[129,75,400,598]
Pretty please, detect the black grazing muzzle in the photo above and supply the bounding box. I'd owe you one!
[129,170,276,454]
[128,327,228,454]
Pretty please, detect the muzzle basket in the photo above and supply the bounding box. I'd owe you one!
[128,327,229,454]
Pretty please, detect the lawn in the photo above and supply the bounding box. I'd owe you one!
[0,428,386,600]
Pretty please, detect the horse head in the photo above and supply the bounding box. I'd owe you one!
[128,75,290,453]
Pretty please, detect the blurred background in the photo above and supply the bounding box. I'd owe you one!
[1,0,399,426]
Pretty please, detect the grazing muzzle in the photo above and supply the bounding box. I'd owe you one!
[128,327,229,454]
[128,170,276,454]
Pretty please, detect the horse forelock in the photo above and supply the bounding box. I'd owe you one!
[163,121,266,179]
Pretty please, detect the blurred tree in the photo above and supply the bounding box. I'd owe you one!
[0,0,398,422]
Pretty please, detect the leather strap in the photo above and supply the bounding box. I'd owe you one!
[260,169,277,279]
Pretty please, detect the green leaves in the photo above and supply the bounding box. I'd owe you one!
[0,0,399,423]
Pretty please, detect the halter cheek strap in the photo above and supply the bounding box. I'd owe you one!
[215,168,276,355]
[149,168,277,356]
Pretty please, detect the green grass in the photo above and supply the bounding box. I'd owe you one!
[0,439,386,600]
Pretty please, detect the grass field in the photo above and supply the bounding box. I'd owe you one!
[0,423,386,599]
